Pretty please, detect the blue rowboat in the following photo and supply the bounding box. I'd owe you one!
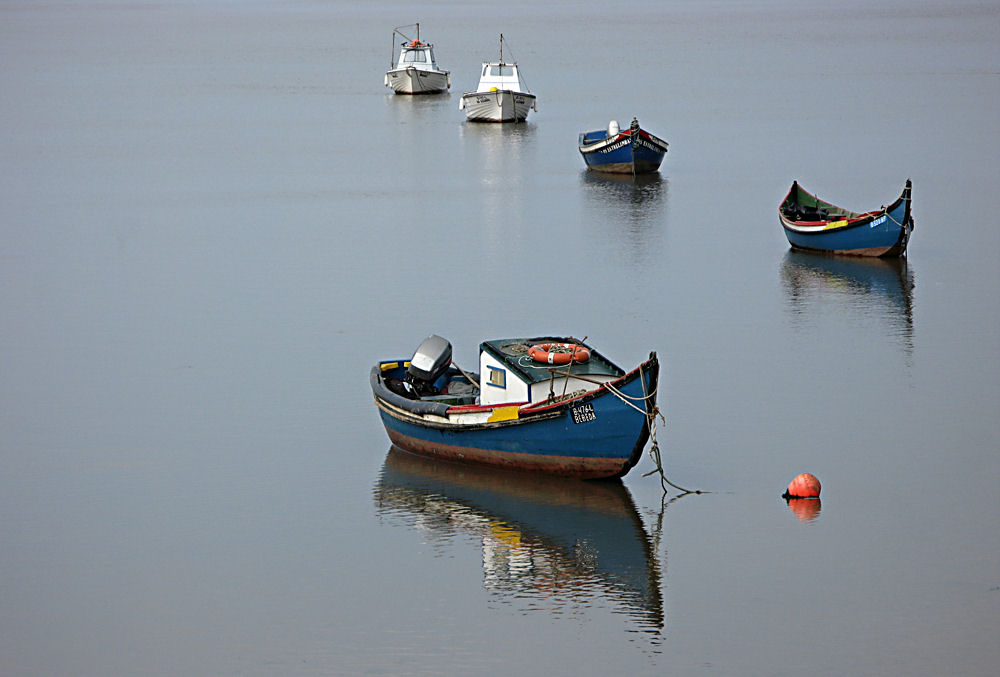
[578,118,669,174]
[370,335,660,479]
[779,180,914,257]
[375,446,664,630]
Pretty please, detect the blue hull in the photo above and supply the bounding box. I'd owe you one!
[578,125,668,175]
[373,354,659,479]
[779,180,914,257]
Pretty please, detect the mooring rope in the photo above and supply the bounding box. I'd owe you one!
[635,365,701,496]
[519,357,700,495]
[640,405,698,496]
[884,209,912,232]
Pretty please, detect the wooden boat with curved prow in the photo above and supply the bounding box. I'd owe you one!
[579,117,669,174]
[370,335,659,479]
[779,180,914,257]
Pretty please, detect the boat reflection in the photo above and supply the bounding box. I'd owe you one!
[458,118,537,146]
[384,90,453,118]
[374,446,665,634]
[457,120,537,177]
[580,171,668,265]
[581,170,668,225]
[458,122,537,241]
[780,251,915,355]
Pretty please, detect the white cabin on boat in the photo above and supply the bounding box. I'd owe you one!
[477,338,624,407]
[395,42,442,74]
[474,62,529,94]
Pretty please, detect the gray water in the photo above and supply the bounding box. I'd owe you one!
[1,1,998,675]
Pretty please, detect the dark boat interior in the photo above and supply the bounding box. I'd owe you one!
[781,183,857,223]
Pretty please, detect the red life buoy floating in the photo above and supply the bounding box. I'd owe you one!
[528,343,591,365]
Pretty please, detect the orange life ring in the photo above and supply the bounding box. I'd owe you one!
[409,40,421,47]
[528,343,591,365]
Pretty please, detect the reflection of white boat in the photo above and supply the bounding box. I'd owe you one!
[384,23,450,94]
[459,34,537,122]
[375,446,664,632]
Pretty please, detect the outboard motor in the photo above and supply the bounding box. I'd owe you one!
[405,334,452,397]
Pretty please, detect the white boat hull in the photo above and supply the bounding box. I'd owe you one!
[460,90,536,122]
[385,67,450,94]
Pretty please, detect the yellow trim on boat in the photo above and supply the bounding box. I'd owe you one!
[381,361,411,371]
[487,405,520,423]
[824,219,848,230]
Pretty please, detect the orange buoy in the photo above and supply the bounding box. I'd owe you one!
[783,472,821,499]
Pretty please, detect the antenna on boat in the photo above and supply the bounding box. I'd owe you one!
[499,33,503,63]
[391,23,419,67]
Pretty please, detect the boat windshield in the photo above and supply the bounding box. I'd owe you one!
[489,65,514,77]
[403,49,427,63]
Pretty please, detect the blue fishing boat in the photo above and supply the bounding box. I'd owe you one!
[779,180,914,257]
[370,335,660,479]
[578,118,669,174]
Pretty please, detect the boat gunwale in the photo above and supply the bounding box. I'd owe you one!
[578,127,668,155]
[371,352,658,427]
[387,64,451,76]
[460,88,535,99]
[779,181,912,232]
[374,396,564,432]
[518,358,655,414]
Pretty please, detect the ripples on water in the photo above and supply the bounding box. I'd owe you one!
[374,447,665,637]
[780,251,915,355]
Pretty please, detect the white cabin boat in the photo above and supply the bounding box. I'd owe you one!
[384,24,450,95]
[459,35,537,122]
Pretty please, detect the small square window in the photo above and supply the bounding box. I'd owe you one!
[487,366,506,388]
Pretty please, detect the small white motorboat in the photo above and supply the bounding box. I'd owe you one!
[459,34,537,122]
[384,23,450,95]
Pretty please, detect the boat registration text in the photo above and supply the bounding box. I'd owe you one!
[571,403,597,424]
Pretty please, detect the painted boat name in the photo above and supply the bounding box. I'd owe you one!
[596,136,665,154]
[870,215,887,228]
[473,95,527,104]
[599,137,630,153]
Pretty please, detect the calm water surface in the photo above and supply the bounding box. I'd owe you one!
[1,1,998,675]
